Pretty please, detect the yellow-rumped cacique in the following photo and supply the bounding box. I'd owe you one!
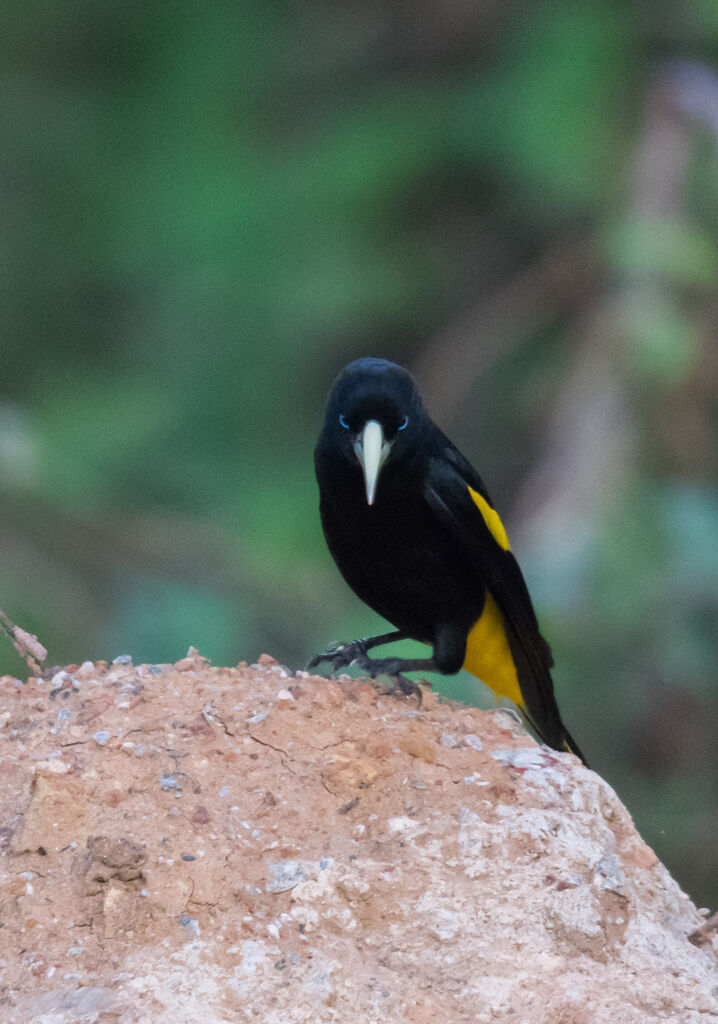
[309,357,587,766]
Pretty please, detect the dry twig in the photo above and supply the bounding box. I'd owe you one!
[0,609,47,675]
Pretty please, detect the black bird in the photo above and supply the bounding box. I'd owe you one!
[309,357,587,765]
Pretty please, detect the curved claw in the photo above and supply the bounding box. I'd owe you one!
[307,641,344,671]
[307,642,424,705]
[307,638,371,674]
[360,657,424,704]
[394,674,423,704]
[306,651,328,671]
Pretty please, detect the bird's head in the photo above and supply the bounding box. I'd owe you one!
[320,358,424,505]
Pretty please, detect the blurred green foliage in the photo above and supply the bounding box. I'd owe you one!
[1,1,717,907]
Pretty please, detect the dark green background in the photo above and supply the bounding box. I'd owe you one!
[2,1,717,908]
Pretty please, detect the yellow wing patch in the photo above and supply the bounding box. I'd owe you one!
[467,486,510,551]
[462,591,523,707]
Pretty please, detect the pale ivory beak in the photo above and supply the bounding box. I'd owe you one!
[354,419,391,505]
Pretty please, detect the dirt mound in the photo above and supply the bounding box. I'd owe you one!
[0,654,716,1022]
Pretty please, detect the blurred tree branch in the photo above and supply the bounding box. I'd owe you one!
[412,235,600,426]
[0,609,47,675]
[513,61,718,546]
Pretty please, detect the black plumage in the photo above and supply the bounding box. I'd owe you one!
[309,357,587,765]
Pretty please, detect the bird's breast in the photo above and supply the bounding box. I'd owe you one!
[319,476,485,637]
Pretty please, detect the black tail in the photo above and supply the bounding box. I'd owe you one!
[499,615,589,768]
[560,724,589,767]
[519,705,589,768]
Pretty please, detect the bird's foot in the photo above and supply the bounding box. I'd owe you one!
[389,673,423,703]
[307,647,424,703]
[362,657,424,704]
[306,638,371,674]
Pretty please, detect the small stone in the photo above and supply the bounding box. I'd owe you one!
[276,688,294,703]
[464,772,489,786]
[258,653,278,667]
[160,774,181,791]
[387,816,420,835]
[269,860,310,893]
[181,853,196,861]
[93,731,111,746]
[35,758,70,775]
[179,915,200,938]
[112,655,133,666]
[594,853,626,893]
[51,670,74,689]
[462,734,483,751]
[491,747,546,769]
[247,711,268,724]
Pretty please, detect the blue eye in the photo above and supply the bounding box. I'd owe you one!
[339,414,350,430]
[399,416,408,430]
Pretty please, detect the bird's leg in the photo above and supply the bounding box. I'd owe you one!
[307,631,407,674]
[309,641,449,704]
[360,656,445,704]
[361,626,466,702]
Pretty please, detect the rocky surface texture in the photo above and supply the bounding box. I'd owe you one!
[0,653,717,1023]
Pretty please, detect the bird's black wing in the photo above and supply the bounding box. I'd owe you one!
[424,444,584,758]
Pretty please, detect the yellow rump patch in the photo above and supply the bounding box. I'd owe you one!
[468,486,510,550]
[462,591,523,707]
